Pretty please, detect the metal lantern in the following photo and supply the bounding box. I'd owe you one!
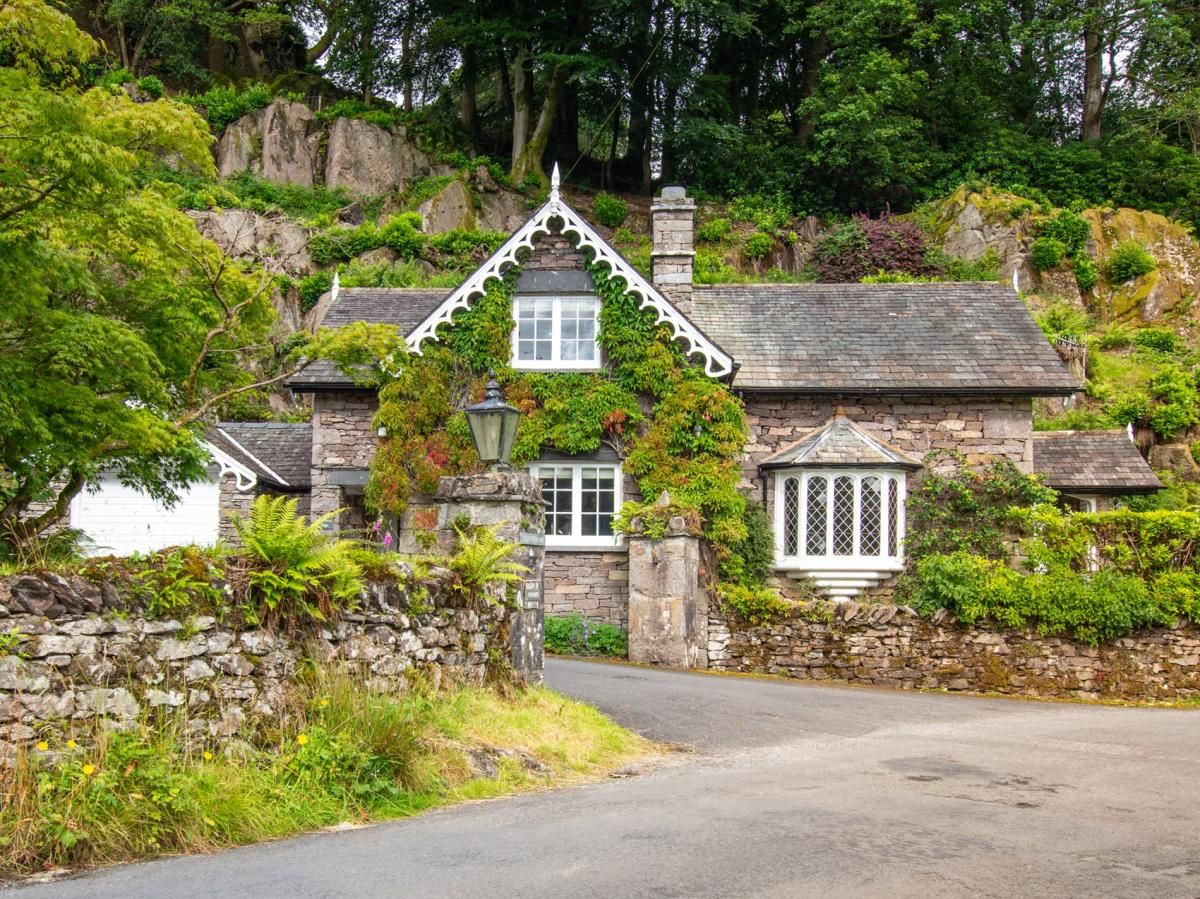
[465,371,520,467]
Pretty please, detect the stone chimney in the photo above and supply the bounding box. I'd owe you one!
[651,185,695,315]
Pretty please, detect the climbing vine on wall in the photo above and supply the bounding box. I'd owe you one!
[365,251,758,584]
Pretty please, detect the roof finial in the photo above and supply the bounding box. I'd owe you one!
[331,270,340,304]
[550,162,561,203]
[834,405,846,418]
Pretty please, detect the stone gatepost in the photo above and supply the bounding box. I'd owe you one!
[432,470,545,685]
[626,503,709,669]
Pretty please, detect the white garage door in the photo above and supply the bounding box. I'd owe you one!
[71,474,221,556]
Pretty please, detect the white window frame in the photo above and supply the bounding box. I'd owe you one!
[774,468,907,572]
[530,462,623,549]
[511,295,601,370]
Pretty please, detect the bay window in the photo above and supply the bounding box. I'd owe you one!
[776,469,906,568]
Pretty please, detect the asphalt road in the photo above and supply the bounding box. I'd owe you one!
[8,659,1199,898]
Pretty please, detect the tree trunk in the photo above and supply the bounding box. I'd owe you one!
[1082,5,1104,141]
[401,15,414,113]
[512,64,567,188]
[462,45,478,143]
[510,45,532,174]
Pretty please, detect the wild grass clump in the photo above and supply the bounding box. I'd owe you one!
[0,668,648,877]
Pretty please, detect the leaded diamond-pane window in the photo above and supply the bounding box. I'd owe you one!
[777,469,905,565]
[887,478,899,557]
[805,476,827,556]
[512,296,600,369]
[860,476,881,555]
[832,476,855,555]
[783,477,800,555]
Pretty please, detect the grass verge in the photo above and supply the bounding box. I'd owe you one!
[0,669,650,878]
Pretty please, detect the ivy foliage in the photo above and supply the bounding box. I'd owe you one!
[366,253,757,583]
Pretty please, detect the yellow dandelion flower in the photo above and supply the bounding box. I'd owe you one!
[296,734,309,746]
[67,740,77,749]
[35,740,48,752]
[203,750,214,761]
[82,764,96,776]
[319,699,329,708]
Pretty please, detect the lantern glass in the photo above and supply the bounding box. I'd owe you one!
[465,373,521,466]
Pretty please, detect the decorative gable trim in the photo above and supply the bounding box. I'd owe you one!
[406,165,735,379]
[205,441,260,492]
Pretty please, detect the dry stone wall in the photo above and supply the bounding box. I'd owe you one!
[0,570,505,751]
[709,602,1200,701]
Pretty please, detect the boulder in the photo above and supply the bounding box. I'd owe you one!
[325,117,430,196]
[476,189,528,233]
[935,188,1035,289]
[1148,443,1200,482]
[189,209,315,276]
[418,179,476,233]
[217,99,322,187]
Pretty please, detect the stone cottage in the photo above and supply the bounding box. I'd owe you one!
[283,171,1160,623]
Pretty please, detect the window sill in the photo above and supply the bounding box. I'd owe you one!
[545,541,626,553]
[775,557,905,573]
[512,361,603,372]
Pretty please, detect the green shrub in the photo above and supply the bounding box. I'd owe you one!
[1105,390,1152,426]
[1095,321,1134,349]
[696,217,732,242]
[1132,327,1179,354]
[135,75,164,99]
[231,495,364,629]
[1035,303,1091,341]
[593,193,628,228]
[728,193,791,231]
[1029,236,1067,271]
[1072,254,1098,292]
[1105,241,1157,282]
[298,272,333,312]
[716,582,791,625]
[1033,407,1115,431]
[544,614,628,657]
[743,232,774,260]
[1041,209,1091,256]
[904,452,1055,565]
[220,172,351,224]
[378,213,426,257]
[941,248,1001,282]
[185,82,274,132]
[729,500,778,586]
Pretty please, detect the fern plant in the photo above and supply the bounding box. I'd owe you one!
[231,495,364,630]
[449,524,528,605]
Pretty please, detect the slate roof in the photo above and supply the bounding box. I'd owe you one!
[1033,430,1161,494]
[759,411,924,470]
[208,422,313,489]
[288,288,447,390]
[689,283,1079,394]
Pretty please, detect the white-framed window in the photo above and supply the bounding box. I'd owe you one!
[776,469,906,569]
[530,462,621,548]
[512,295,600,369]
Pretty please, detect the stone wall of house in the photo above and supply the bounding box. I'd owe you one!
[741,394,1035,496]
[522,226,586,271]
[543,551,629,628]
[708,602,1200,701]
[0,569,505,750]
[310,392,379,528]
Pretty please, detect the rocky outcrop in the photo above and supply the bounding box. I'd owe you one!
[190,208,315,276]
[931,185,1200,322]
[325,117,430,195]
[217,99,322,187]
[1085,207,1200,321]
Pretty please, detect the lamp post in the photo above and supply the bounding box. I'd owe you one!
[464,371,521,468]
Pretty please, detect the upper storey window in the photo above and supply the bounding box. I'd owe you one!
[512,296,600,369]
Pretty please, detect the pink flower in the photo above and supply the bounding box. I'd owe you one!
[382,532,393,548]
[371,518,382,533]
